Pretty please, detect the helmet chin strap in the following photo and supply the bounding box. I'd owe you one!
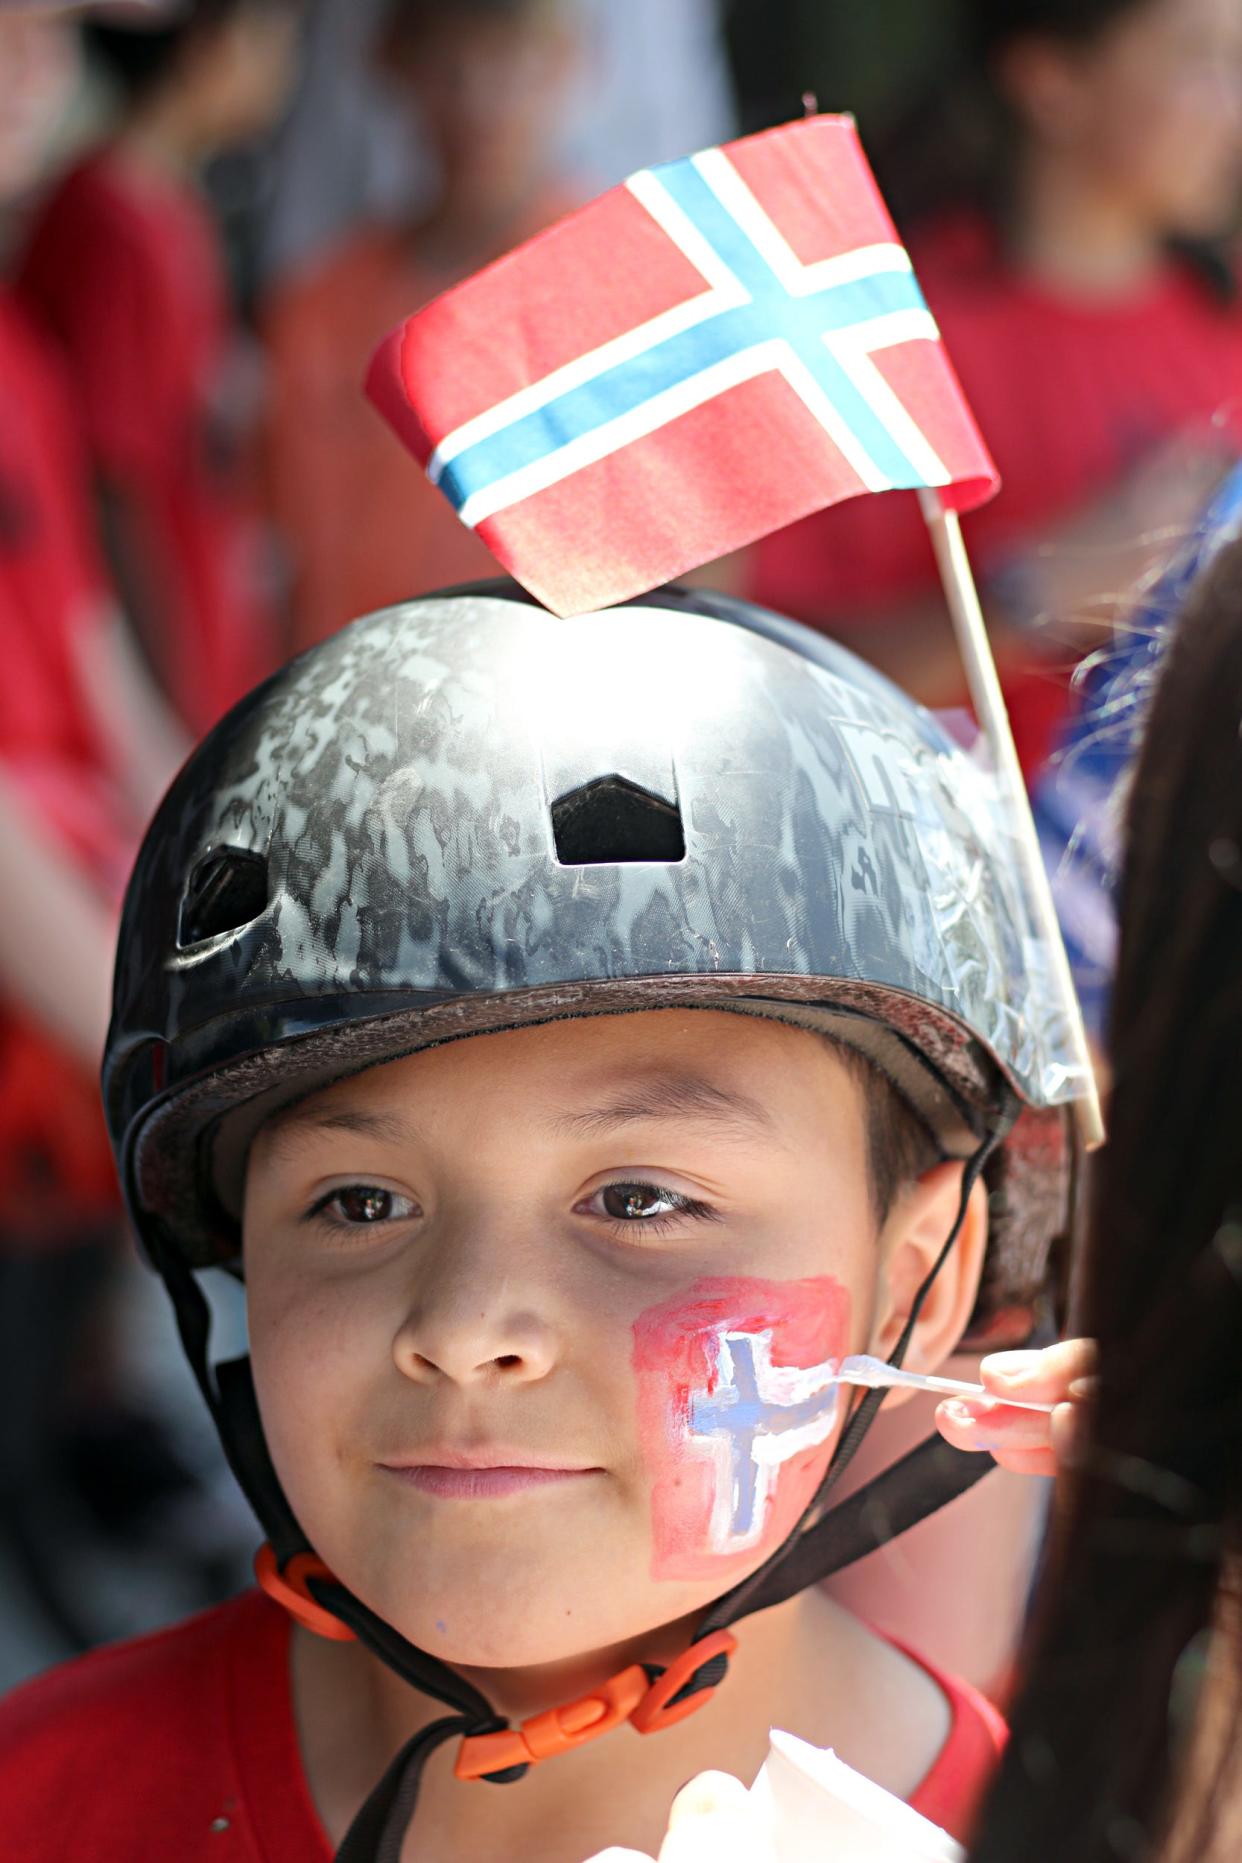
[150,1099,1015,1863]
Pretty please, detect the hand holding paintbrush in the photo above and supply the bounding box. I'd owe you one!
[930,1337,1098,1478]
[836,1339,1097,1479]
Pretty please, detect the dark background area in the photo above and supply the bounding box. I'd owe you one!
[724,0,964,137]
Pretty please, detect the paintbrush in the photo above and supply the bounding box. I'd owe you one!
[838,1354,1057,1415]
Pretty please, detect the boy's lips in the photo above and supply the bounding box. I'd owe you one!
[378,1448,603,1500]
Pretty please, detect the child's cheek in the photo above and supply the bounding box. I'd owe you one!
[633,1275,851,1582]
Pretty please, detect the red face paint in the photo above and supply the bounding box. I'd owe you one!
[633,1275,851,1581]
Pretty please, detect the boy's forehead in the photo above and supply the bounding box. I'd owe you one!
[254,1011,856,1151]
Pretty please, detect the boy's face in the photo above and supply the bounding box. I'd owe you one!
[243,1012,898,1668]
[392,10,575,219]
[195,4,300,150]
[1013,0,1242,238]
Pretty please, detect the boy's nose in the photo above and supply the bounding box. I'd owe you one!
[391,1267,558,1388]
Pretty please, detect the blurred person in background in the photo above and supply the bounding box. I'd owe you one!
[17,0,300,738]
[260,0,734,289]
[265,0,580,652]
[0,4,261,1674]
[750,0,1242,780]
[0,0,214,1663]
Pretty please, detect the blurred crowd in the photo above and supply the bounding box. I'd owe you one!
[2,0,1242,1690]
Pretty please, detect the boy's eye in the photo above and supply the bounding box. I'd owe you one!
[588,1181,716,1229]
[601,1182,684,1221]
[311,1185,419,1226]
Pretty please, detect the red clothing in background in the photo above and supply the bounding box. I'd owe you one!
[751,216,1242,772]
[0,292,126,1224]
[20,151,274,737]
[0,294,116,846]
[0,1588,1004,1857]
[265,203,571,654]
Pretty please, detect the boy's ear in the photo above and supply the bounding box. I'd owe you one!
[867,1160,988,1403]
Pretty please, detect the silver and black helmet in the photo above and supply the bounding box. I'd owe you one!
[102,583,1082,1853]
[105,582,1077,1330]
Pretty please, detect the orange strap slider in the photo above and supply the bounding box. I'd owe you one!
[629,1629,737,1733]
[254,1542,357,1642]
[454,1629,738,1781]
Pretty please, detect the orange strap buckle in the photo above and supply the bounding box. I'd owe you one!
[455,1665,649,1780]
[254,1542,357,1643]
[454,1629,738,1781]
[629,1629,737,1733]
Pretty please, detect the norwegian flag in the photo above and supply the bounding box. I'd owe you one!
[367,115,999,618]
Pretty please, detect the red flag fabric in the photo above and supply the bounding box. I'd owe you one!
[367,115,999,618]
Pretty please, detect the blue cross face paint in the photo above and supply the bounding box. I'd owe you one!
[632,1276,851,1581]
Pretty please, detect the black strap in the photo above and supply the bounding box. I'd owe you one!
[732,1433,994,1615]
[334,1717,469,1863]
[151,1223,502,1725]
[304,1572,499,1724]
[152,1229,300,1541]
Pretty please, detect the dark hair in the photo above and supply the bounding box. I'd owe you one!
[873,0,1236,301]
[965,0,1148,58]
[969,536,1242,1861]
[85,0,293,105]
[867,1076,941,1223]
[831,1042,941,1226]
[383,0,556,48]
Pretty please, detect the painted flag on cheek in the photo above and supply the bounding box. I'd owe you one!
[366,115,999,618]
[633,1276,851,1583]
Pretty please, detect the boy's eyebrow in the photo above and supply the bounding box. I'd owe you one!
[263,1105,412,1153]
[551,1075,777,1140]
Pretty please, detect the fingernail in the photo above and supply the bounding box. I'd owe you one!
[981,1349,1042,1383]
[1068,1377,1097,1400]
[939,1398,984,1424]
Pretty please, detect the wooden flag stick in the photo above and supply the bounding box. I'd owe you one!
[919,490,1105,1149]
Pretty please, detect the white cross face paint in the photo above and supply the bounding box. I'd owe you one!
[690,1328,843,1555]
[633,1275,852,1581]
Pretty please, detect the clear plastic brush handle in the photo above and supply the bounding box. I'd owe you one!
[839,1354,1057,1415]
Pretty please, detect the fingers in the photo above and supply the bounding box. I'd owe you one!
[658,1773,761,1863]
[1050,1397,1087,1470]
[933,1338,1097,1477]
[935,1396,1059,1477]
[584,1772,759,1863]
[979,1338,1098,1406]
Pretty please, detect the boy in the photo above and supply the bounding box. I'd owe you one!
[264,0,579,651]
[18,0,298,736]
[0,581,1078,1859]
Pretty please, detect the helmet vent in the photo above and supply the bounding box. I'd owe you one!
[551,775,685,866]
[178,847,268,947]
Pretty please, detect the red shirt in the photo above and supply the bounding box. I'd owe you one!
[0,1589,1004,1857]
[0,292,119,853]
[750,216,1242,770]
[0,291,126,1223]
[19,151,275,737]
[264,201,573,656]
